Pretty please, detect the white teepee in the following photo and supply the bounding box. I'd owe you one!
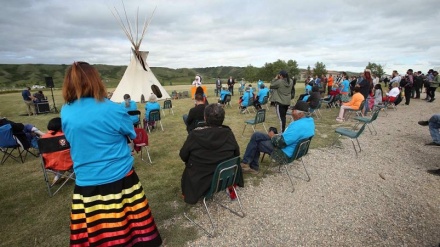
[110,4,170,103]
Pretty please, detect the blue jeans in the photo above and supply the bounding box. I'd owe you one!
[429,114,440,144]
[242,132,274,170]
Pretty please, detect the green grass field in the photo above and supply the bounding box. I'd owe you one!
[0,83,348,246]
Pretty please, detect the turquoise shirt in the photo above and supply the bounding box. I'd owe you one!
[281,117,315,157]
[145,102,160,120]
[61,98,136,186]
[121,100,139,124]
[258,88,269,103]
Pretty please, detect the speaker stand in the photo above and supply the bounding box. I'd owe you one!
[50,87,59,113]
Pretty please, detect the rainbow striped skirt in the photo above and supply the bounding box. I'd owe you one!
[70,170,162,247]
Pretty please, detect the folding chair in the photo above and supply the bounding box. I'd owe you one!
[0,124,25,164]
[162,99,174,116]
[353,107,381,135]
[145,109,163,133]
[133,128,152,164]
[321,95,334,109]
[309,100,323,119]
[222,94,232,108]
[245,97,256,113]
[37,135,75,197]
[242,109,267,136]
[127,110,141,128]
[345,100,365,121]
[332,122,368,157]
[263,136,313,192]
[184,156,245,237]
[260,96,269,110]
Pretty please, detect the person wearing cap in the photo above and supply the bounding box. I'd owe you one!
[270,70,293,133]
[121,94,139,125]
[427,70,439,102]
[241,101,315,174]
[254,84,269,110]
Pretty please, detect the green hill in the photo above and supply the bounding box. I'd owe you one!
[0,64,247,89]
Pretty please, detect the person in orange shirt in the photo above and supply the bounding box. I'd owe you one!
[327,74,334,95]
[336,86,364,122]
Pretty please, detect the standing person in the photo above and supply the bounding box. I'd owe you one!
[389,70,401,90]
[192,74,202,87]
[22,87,36,116]
[403,69,414,105]
[180,103,242,204]
[61,61,162,247]
[412,71,423,99]
[339,72,350,103]
[327,74,334,95]
[373,84,383,106]
[215,76,222,97]
[227,76,235,96]
[427,71,439,102]
[359,69,373,114]
[270,70,293,133]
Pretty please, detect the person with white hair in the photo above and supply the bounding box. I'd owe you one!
[192,74,202,87]
[144,94,160,128]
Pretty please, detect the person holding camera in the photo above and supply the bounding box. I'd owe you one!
[270,70,293,133]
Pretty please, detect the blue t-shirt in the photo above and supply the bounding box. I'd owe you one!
[220,89,231,101]
[281,117,315,157]
[121,100,138,124]
[241,91,253,107]
[22,90,31,101]
[61,98,136,186]
[341,79,350,93]
[145,102,160,120]
[258,88,269,103]
[305,84,312,94]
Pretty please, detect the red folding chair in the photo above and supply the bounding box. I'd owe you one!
[133,128,152,164]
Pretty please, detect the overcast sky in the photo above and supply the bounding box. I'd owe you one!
[1,0,439,75]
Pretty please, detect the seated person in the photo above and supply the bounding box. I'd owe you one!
[385,82,400,103]
[298,82,313,101]
[254,84,269,110]
[0,117,43,149]
[218,86,231,104]
[183,93,206,133]
[240,101,315,174]
[239,87,254,113]
[307,85,321,109]
[336,86,364,122]
[248,84,254,95]
[144,94,160,128]
[195,86,208,105]
[33,91,46,103]
[418,114,440,146]
[40,117,73,186]
[121,94,139,125]
[180,103,242,204]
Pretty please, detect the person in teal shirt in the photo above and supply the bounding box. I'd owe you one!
[121,94,139,125]
[145,94,161,127]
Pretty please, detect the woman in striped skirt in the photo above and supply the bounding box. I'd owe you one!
[61,61,162,247]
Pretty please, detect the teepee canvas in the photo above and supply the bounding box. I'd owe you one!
[110,4,170,103]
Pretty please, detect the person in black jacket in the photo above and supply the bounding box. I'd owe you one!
[307,85,321,109]
[180,103,242,204]
[182,93,206,133]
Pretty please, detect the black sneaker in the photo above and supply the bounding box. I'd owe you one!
[427,169,440,176]
[418,121,429,126]
[425,142,440,146]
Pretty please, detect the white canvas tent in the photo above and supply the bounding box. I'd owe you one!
[111,49,170,103]
[109,4,170,103]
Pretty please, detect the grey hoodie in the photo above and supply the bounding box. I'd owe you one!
[270,78,293,105]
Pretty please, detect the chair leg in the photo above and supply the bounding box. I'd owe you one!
[161,109,166,116]
[242,125,247,136]
[350,139,359,157]
[283,164,296,193]
[262,123,267,133]
[251,125,256,132]
[140,146,152,164]
[171,109,174,116]
[159,121,164,131]
[183,198,216,237]
[300,158,311,182]
[370,123,377,135]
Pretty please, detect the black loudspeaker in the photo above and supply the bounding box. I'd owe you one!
[36,102,50,114]
[45,77,54,88]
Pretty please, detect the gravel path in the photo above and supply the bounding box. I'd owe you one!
[185,96,440,247]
